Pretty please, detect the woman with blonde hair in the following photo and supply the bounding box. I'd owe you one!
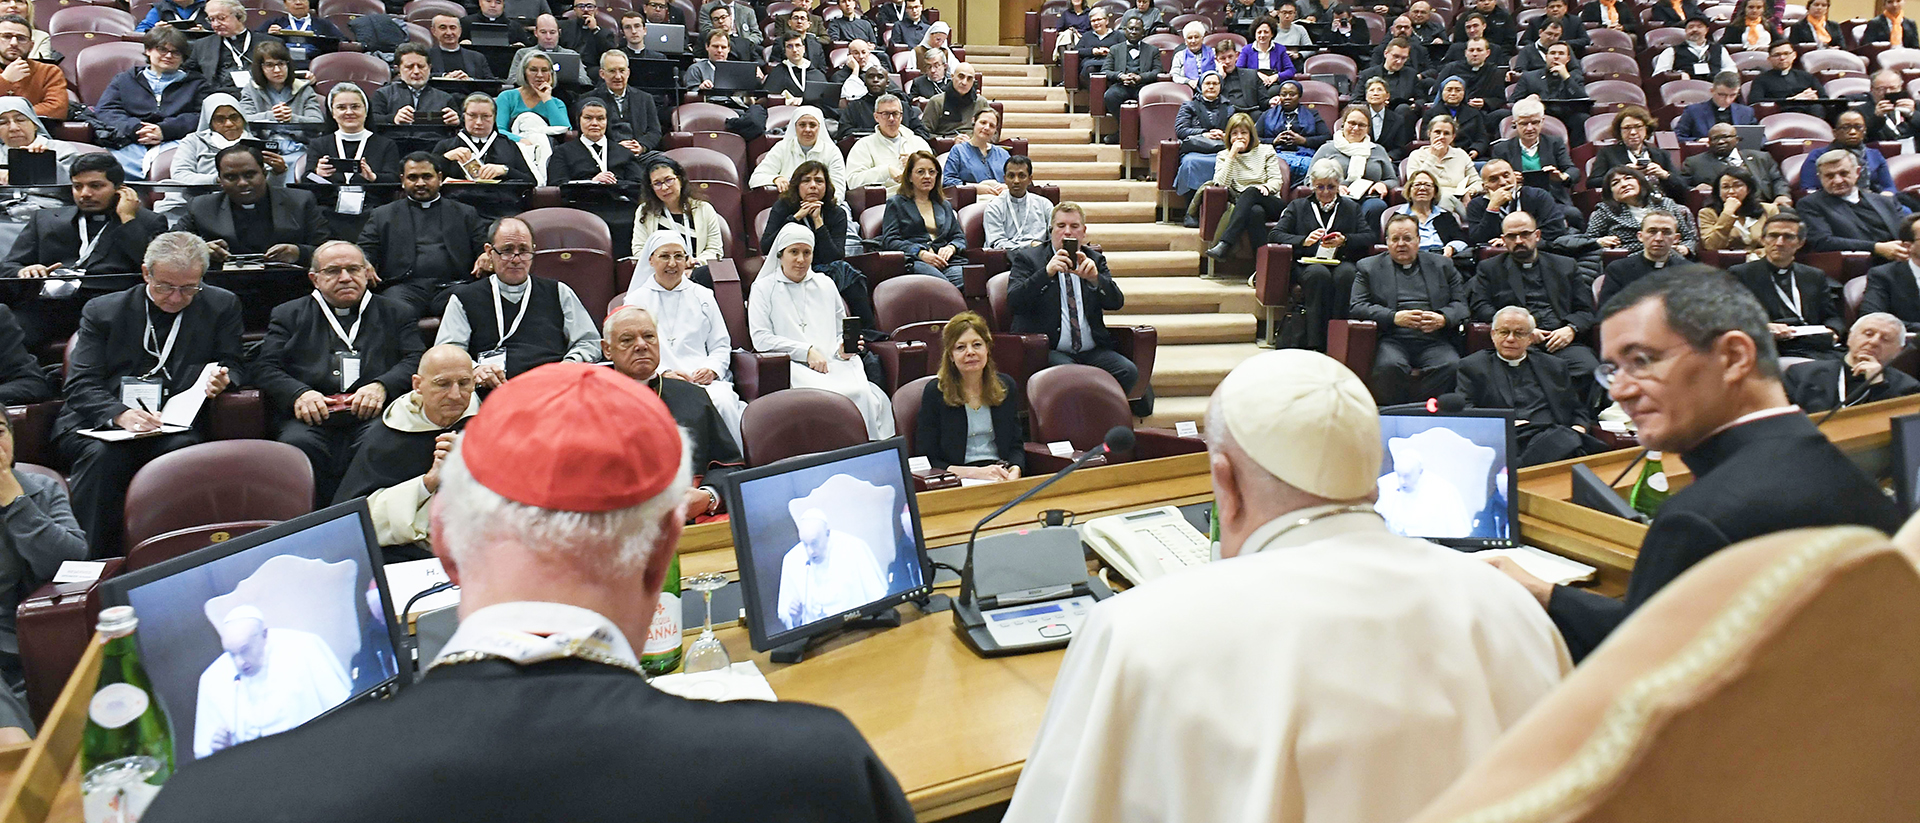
[1204,112,1286,260]
[1403,115,1480,207]
[916,311,1024,481]
[492,53,569,182]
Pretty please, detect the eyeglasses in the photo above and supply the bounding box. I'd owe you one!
[875,109,903,118]
[149,283,202,297]
[1595,343,1693,389]
[649,176,679,188]
[0,33,31,42]
[652,251,690,263]
[491,247,535,259]
[316,264,368,278]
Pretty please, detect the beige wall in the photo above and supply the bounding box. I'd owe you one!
[1831,0,1878,19]
[921,0,1029,46]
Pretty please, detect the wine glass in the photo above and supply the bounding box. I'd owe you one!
[682,572,731,674]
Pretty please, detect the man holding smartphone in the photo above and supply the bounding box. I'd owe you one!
[1007,203,1139,401]
[1861,69,1919,148]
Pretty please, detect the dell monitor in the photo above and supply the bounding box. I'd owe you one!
[1375,408,1519,549]
[724,438,933,654]
[98,501,410,767]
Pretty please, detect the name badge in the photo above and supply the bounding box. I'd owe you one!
[230,70,251,89]
[336,186,365,215]
[1693,62,1710,75]
[479,348,507,370]
[120,376,162,416]
[335,352,361,390]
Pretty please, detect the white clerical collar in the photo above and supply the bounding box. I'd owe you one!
[1498,351,1526,366]
[432,601,640,670]
[1907,260,1920,283]
[416,195,440,208]
[1704,405,1801,439]
[1722,148,1742,164]
[644,274,690,292]
[1241,503,1387,555]
[1842,188,1862,203]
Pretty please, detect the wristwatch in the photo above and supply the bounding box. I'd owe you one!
[701,486,720,516]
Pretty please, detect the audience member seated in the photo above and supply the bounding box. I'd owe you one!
[632,156,725,270]
[1353,77,1416,163]
[136,0,208,31]
[1729,212,1845,361]
[188,0,279,94]
[698,2,755,61]
[508,15,590,89]
[1487,98,1580,225]
[1351,213,1468,403]
[1859,70,1917,146]
[750,224,896,438]
[762,32,830,109]
[612,10,664,63]
[1116,0,1163,33]
[370,45,459,127]
[0,15,62,118]
[1797,110,1896,195]
[0,408,84,692]
[426,13,491,78]
[882,151,967,285]
[330,344,475,560]
[1168,22,1212,89]
[1098,19,1159,142]
[437,217,603,387]
[1578,0,1633,31]
[1458,306,1605,466]
[96,28,208,181]
[1238,17,1298,87]
[602,306,742,520]
[1170,73,1232,209]
[1862,214,1920,333]
[1311,106,1398,227]
[252,241,425,504]
[239,42,322,178]
[1683,122,1790,205]
[255,0,335,47]
[169,94,285,204]
[179,144,329,268]
[1471,211,1600,392]
[910,19,955,71]
[751,106,848,197]
[1270,161,1377,350]
[1204,114,1287,260]
[307,83,402,237]
[1747,40,1823,105]
[1009,202,1140,395]
[1509,42,1586,143]
[547,97,646,252]
[983,156,1051,249]
[1720,0,1780,51]
[1784,312,1920,411]
[1860,0,1918,46]
[1597,210,1685,306]
[1510,18,1565,74]
[830,0,882,51]
[846,92,932,188]
[434,94,536,221]
[908,50,951,109]
[621,232,748,441]
[1457,0,1512,42]
[1436,35,1504,113]
[1223,0,1264,37]
[1385,171,1472,264]
[761,159,859,286]
[1789,0,1842,43]
[685,29,750,109]
[1424,77,1493,161]
[770,10,830,72]
[495,54,571,181]
[54,232,241,558]
[841,67,928,140]
[1404,117,1481,206]
[1698,166,1778,259]
[1594,107,1685,201]
[0,305,51,405]
[1272,1,1313,44]
[917,310,1026,481]
[587,51,662,152]
[1587,166,1699,258]
[1651,16,1734,82]
[460,0,531,45]
[559,0,617,65]
[359,152,488,319]
[1074,8,1120,85]
[1523,0,1587,53]
[1647,0,1707,26]
[1360,36,1426,115]
[4,0,54,62]
[1798,151,1909,262]
[1674,72,1756,142]
[0,98,74,196]
[1465,158,1572,246]
[924,62,988,139]
[943,108,1009,196]
[1,154,167,349]
[1259,80,1330,180]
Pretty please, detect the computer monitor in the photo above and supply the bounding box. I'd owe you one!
[723,438,933,652]
[1890,412,1920,514]
[98,501,410,767]
[1375,408,1519,549]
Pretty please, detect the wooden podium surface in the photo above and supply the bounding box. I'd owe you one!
[6,396,1915,822]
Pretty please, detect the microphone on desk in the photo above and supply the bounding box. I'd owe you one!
[1815,372,1879,426]
[957,426,1135,607]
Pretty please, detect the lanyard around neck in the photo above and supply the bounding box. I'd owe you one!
[76,214,102,264]
[335,132,368,182]
[143,303,183,379]
[311,289,368,351]
[491,275,532,344]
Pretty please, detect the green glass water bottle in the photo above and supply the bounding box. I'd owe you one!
[80,606,175,823]
[640,551,683,675]
[1628,451,1671,519]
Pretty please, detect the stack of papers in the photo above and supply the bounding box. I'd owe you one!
[77,363,219,441]
[1474,546,1599,586]
[649,661,778,702]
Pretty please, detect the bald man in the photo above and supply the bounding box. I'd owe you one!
[333,344,478,560]
[192,604,351,760]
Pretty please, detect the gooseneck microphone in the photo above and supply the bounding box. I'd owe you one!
[957,426,1134,603]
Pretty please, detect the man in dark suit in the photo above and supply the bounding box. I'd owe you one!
[1270,163,1380,351]
[546,98,646,254]
[188,0,281,92]
[1522,0,1587,53]
[462,0,532,47]
[0,154,169,349]
[176,145,330,269]
[1682,122,1790,204]
[1008,202,1139,395]
[1463,158,1571,245]
[1598,210,1684,307]
[1487,268,1903,661]
[1470,211,1599,393]
[1434,36,1506,113]
[1485,98,1581,222]
[52,232,245,558]
[1797,150,1910,263]
[603,306,744,516]
[1457,305,1606,466]
[1860,2,1919,46]
[1357,38,1427,109]
[1452,0,1513,47]
[1349,213,1468,404]
[0,305,52,405]
[1507,41,1586,145]
[359,152,490,320]
[584,50,663,153]
[250,241,426,504]
[370,45,461,127]
[255,0,344,62]
[1784,312,1920,412]
[434,93,537,221]
[1797,110,1899,195]
[1860,213,1920,334]
[559,0,619,66]
[1729,212,1845,361]
[1101,18,1160,140]
[1673,73,1756,142]
[428,14,495,79]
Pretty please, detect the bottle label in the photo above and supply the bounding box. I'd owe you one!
[1648,472,1668,492]
[88,684,149,731]
[642,592,681,657]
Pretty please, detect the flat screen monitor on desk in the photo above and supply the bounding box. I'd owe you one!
[724,438,932,654]
[1375,409,1518,549]
[98,501,410,767]
[1890,412,1920,515]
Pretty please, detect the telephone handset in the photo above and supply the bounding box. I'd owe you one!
[1080,506,1211,585]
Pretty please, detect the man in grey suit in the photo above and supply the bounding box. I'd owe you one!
[1101,18,1160,141]
[1350,213,1468,404]
[1797,151,1910,263]
[1682,123,1792,205]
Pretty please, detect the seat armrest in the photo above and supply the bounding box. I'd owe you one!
[18,558,125,724]
[1119,100,1139,152]
[1089,74,1108,116]
[1326,320,1379,383]
[869,340,928,394]
[1110,325,1156,401]
[972,248,1008,278]
[1254,243,1293,306]
[209,389,264,441]
[1199,185,1229,239]
[1155,140,1180,189]
[1023,443,1108,474]
[730,349,790,400]
[7,400,61,469]
[1063,51,1082,91]
[845,251,907,289]
[1134,428,1209,459]
[1467,321,1492,353]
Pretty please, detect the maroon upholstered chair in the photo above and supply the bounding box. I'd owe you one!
[1581,51,1641,83]
[126,520,279,572]
[46,4,133,32]
[739,388,870,467]
[671,102,735,132]
[891,375,937,456]
[308,51,392,97]
[520,207,617,326]
[663,130,749,189]
[74,40,142,106]
[1762,111,1835,143]
[1133,82,1191,209]
[875,273,966,347]
[121,440,313,553]
[695,260,790,400]
[1023,364,1203,471]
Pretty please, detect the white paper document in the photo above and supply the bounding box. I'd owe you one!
[1474,546,1599,586]
[79,364,222,441]
[649,661,778,703]
[52,560,107,584]
[386,557,460,618]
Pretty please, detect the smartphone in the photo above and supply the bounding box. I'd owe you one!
[1062,237,1080,258]
[842,317,860,357]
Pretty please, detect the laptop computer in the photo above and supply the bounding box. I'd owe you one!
[710,59,760,91]
[802,79,840,109]
[1734,123,1767,154]
[631,56,678,92]
[550,51,585,86]
[467,20,511,46]
[7,148,56,186]
[645,22,685,53]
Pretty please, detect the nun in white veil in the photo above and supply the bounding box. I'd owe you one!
[747,223,895,439]
[623,230,747,443]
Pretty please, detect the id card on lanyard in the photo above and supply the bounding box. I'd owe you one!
[480,276,530,371]
[226,35,253,89]
[126,308,181,409]
[335,133,369,214]
[75,216,102,268]
[313,291,366,391]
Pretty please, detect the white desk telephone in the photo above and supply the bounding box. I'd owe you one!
[1080,506,1213,585]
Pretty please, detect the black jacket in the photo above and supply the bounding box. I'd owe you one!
[175,186,331,268]
[55,285,246,436]
[1592,142,1687,201]
[357,196,489,290]
[1349,250,1469,331]
[1434,60,1505,106]
[188,31,283,92]
[1681,149,1789,201]
[0,305,53,406]
[1104,40,1162,85]
[583,85,663,152]
[1729,260,1845,337]
[559,17,618,65]
[460,12,531,46]
[1860,14,1919,45]
[428,46,495,79]
[304,131,404,186]
[1862,259,1920,335]
[762,197,849,267]
[1456,349,1592,430]
[545,137,646,188]
[1508,68,1585,105]
[1547,411,1903,660]
[1486,134,1581,206]
[1007,242,1124,350]
[1598,252,1680,308]
[1470,250,1594,332]
[1269,196,1378,263]
[914,374,1026,471]
[879,195,966,262]
[249,290,425,413]
[1421,103,1492,158]
[0,205,168,280]
[1798,190,1908,257]
[1464,186,1570,244]
[367,81,458,127]
[1785,358,1920,412]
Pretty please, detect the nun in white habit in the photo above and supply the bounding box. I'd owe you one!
[623,229,747,443]
[748,223,895,439]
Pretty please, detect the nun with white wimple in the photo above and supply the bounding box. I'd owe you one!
[747,223,895,439]
[747,105,848,199]
[623,229,746,443]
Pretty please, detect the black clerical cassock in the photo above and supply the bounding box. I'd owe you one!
[1784,358,1920,412]
[1456,349,1607,466]
[357,195,490,319]
[432,130,536,220]
[1730,259,1846,361]
[0,202,170,348]
[650,374,743,513]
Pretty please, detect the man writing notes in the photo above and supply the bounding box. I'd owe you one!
[1488,270,1903,661]
[147,363,916,823]
[331,345,475,561]
[1003,349,1568,823]
[192,604,351,760]
[775,507,888,630]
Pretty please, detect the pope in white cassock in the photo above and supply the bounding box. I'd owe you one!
[775,508,889,630]
[748,223,895,439]
[623,230,749,443]
[1374,440,1473,539]
[193,605,353,760]
[1002,350,1571,823]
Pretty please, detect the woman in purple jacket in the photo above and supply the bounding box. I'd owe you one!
[1235,17,1295,86]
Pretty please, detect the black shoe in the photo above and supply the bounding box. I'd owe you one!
[1205,242,1231,259]
[1183,213,1199,228]
[1100,133,1118,144]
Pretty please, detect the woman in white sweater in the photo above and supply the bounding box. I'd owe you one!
[748,106,848,198]
[631,155,726,273]
[1204,112,1288,261]
[748,223,895,439]
[1401,115,1480,211]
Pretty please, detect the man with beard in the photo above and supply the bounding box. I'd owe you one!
[358,152,489,319]
[1470,211,1599,395]
[0,15,65,116]
[1,153,168,349]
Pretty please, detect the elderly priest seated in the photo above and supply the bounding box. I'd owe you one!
[1783,312,1920,412]
[1003,349,1569,823]
[601,305,743,521]
[435,217,603,388]
[331,344,477,561]
[1457,306,1608,466]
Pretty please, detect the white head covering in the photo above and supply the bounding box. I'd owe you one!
[1213,349,1381,499]
[196,92,252,149]
[218,604,267,629]
[625,230,690,305]
[0,96,47,149]
[758,222,817,284]
[782,105,828,151]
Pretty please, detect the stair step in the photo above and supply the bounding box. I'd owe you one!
[1148,343,1267,394]
[1074,198,1155,220]
[984,85,1070,101]
[998,99,1069,113]
[1001,127,1092,143]
[1141,394,1211,428]
[972,60,1046,74]
[1029,160,1123,179]
[1086,221,1200,251]
[1003,111,1092,128]
[963,45,1027,57]
[1055,179,1159,201]
[1104,250,1202,276]
[985,74,1048,87]
[1120,313,1257,344]
[1112,276,1259,315]
[967,53,1032,65]
[1028,142,1122,162]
